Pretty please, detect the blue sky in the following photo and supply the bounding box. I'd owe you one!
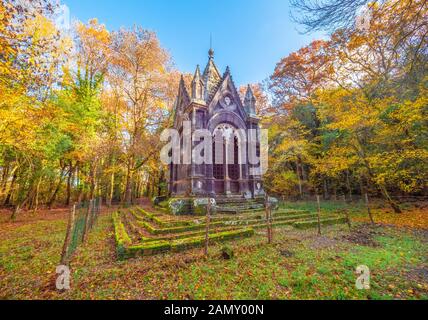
[63,0,323,86]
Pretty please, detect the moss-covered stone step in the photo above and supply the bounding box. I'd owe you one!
[215,198,258,204]
[135,208,195,228]
[135,218,225,235]
[254,211,316,220]
[217,203,264,210]
[223,212,319,227]
[135,213,318,243]
[293,217,347,229]
[112,212,132,259]
[239,206,266,211]
[139,225,245,243]
[133,208,240,229]
[131,208,320,236]
[122,228,255,259]
[217,202,262,208]
[170,228,254,252]
[236,215,343,230]
[132,208,234,229]
[121,210,147,241]
[224,216,313,227]
[132,207,332,234]
[114,207,347,260]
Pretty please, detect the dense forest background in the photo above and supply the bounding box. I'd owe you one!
[0,0,426,218]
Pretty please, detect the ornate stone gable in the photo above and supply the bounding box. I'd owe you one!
[208,68,247,122]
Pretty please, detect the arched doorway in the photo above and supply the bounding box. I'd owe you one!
[212,124,241,195]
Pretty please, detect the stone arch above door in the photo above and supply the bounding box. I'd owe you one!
[207,111,247,134]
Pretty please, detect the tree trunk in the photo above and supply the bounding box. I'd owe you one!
[301,160,308,181]
[323,178,329,200]
[0,164,10,198]
[66,162,74,206]
[136,178,142,200]
[295,159,303,199]
[364,193,375,224]
[158,170,165,197]
[123,160,134,205]
[11,195,30,221]
[32,177,42,215]
[379,185,402,213]
[359,176,365,199]
[4,172,17,206]
[89,162,97,200]
[108,171,114,207]
[76,164,83,203]
[26,184,36,211]
[346,170,353,202]
[60,204,76,265]
[48,165,67,209]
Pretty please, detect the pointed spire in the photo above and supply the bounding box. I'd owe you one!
[208,34,214,59]
[224,66,231,77]
[244,84,256,115]
[179,74,187,94]
[191,65,204,101]
[193,65,201,81]
[178,74,190,106]
[245,84,255,101]
[203,48,221,102]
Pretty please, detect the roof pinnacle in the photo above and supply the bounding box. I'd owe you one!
[246,84,255,97]
[208,48,214,59]
[193,65,201,81]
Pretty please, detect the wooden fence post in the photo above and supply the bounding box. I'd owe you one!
[83,199,93,242]
[270,202,274,243]
[95,197,101,224]
[265,194,273,244]
[316,195,322,236]
[60,204,76,265]
[204,199,212,256]
[364,193,375,225]
[269,204,273,243]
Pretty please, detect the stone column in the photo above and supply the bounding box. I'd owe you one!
[238,140,245,194]
[224,139,231,195]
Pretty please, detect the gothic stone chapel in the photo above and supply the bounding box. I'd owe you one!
[168,49,265,200]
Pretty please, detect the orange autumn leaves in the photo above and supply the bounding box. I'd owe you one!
[355,208,428,230]
[265,0,428,206]
[270,40,332,108]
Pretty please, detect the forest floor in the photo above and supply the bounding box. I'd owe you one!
[0,200,427,300]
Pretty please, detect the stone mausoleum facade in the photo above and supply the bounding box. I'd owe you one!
[168,49,265,199]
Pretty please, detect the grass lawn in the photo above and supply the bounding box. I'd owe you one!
[0,202,427,300]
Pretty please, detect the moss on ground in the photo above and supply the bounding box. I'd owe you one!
[1,201,427,300]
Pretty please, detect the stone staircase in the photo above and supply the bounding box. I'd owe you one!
[214,196,265,214]
[112,205,347,259]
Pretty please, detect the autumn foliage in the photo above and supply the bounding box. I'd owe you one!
[0,1,180,218]
[0,0,426,218]
[267,0,427,212]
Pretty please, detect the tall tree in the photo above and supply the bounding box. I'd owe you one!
[108,27,170,204]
